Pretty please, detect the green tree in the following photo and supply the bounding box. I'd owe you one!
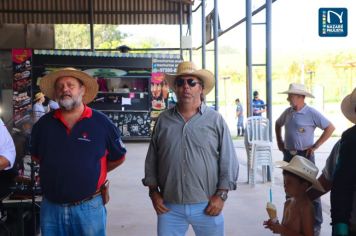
[287,61,301,82]
[55,24,127,49]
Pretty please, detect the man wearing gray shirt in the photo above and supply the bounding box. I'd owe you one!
[275,83,335,236]
[142,61,238,236]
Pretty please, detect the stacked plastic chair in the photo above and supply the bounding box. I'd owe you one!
[244,116,273,186]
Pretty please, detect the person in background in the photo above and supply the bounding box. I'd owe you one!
[0,118,16,198]
[331,88,356,236]
[32,92,48,122]
[31,68,127,235]
[275,83,335,236]
[235,98,244,136]
[142,61,239,236]
[252,90,266,116]
[48,99,60,111]
[264,155,324,236]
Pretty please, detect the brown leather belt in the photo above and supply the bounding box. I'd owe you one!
[61,190,101,207]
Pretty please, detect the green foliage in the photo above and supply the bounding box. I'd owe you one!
[55,24,128,49]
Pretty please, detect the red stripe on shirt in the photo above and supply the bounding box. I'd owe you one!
[53,104,93,134]
[97,150,108,190]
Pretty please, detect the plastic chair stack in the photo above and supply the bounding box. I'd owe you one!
[244,116,273,186]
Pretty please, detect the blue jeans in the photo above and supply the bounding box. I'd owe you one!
[283,150,322,233]
[40,195,106,236]
[158,202,224,236]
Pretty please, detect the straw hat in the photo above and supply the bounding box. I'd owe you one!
[279,83,315,98]
[34,92,45,102]
[341,88,356,124]
[165,61,215,95]
[40,68,98,104]
[276,155,324,192]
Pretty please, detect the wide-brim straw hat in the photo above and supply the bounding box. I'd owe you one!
[165,61,215,95]
[40,68,98,104]
[279,83,315,98]
[34,92,45,101]
[341,88,356,124]
[275,155,324,192]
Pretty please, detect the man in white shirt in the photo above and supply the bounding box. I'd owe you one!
[0,118,16,198]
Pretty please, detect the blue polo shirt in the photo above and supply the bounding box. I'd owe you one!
[252,99,265,116]
[31,106,126,204]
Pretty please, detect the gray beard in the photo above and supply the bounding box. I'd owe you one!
[58,95,83,111]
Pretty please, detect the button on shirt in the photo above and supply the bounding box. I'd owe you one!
[275,105,330,151]
[0,119,16,170]
[143,103,239,204]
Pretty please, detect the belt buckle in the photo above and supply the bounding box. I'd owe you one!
[289,150,297,156]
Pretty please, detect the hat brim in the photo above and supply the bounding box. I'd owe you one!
[276,161,324,192]
[279,90,315,98]
[165,69,215,96]
[40,69,98,104]
[341,92,356,124]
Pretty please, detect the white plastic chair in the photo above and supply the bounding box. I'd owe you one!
[244,116,273,186]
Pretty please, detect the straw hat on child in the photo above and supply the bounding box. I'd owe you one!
[276,155,324,192]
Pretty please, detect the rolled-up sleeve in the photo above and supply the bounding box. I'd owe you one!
[0,120,16,169]
[217,116,239,190]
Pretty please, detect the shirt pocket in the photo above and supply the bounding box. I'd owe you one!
[189,127,210,148]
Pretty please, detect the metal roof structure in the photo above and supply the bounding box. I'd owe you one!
[0,0,194,25]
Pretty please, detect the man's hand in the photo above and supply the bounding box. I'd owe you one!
[150,192,169,215]
[205,195,225,216]
[306,145,317,159]
[0,156,10,171]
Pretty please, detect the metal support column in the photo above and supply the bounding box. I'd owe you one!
[179,2,183,58]
[201,0,206,67]
[88,0,94,51]
[246,0,253,117]
[266,0,272,140]
[213,0,219,111]
[188,4,193,61]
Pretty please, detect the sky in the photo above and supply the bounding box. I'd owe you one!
[119,0,356,53]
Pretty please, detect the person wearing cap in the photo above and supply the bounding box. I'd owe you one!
[32,92,48,122]
[252,90,266,116]
[30,68,127,235]
[264,155,324,236]
[331,88,356,236]
[142,61,239,236]
[0,118,16,198]
[275,82,335,236]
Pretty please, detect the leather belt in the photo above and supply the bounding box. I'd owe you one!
[61,190,101,207]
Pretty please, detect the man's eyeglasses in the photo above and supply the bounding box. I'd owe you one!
[175,78,201,87]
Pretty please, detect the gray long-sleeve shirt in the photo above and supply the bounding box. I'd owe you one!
[142,103,239,204]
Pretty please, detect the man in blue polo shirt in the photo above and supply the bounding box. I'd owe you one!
[31,68,126,236]
[275,83,335,236]
[252,91,266,116]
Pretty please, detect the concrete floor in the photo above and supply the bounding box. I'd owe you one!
[106,138,337,236]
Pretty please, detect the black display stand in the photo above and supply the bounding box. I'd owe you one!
[32,51,152,140]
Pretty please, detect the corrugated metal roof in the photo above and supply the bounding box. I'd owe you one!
[0,0,193,25]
